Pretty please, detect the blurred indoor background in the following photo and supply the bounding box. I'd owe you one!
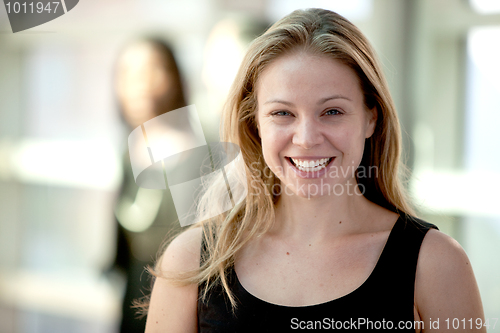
[0,0,499,332]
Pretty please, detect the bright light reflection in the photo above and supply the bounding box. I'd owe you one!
[202,19,245,99]
[4,139,121,190]
[470,0,500,14]
[411,171,500,218]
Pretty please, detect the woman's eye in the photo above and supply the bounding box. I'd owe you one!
[271,110,292,116]
[324,109,342,116]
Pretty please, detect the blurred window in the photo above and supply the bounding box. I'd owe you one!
[465,27,500,174]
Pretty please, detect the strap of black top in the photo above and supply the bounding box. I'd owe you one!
[370,214,438,302]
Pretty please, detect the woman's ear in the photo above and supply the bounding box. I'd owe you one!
[365,107,377,139]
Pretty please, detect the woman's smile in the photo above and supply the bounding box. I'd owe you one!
[285,156,336,178]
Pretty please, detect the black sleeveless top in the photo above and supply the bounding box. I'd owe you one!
[198,215,437,332]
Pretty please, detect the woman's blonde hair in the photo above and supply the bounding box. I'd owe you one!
[148,7,415,312]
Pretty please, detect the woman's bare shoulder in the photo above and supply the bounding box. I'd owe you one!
[417,228,471,274]
[420,227,461,251]
[146,227,202,333]
[159,227,203,272]
[415,229,485,332]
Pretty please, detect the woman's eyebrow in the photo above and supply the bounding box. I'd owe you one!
[263,99,294,106]
[263,95,352,106]
[317,95,352,104]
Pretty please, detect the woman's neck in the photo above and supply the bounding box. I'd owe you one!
[271,187,392,244]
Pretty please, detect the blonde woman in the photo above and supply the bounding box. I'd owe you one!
[145,9,485,332]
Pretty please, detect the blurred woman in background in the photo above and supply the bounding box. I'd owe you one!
[112,38,186,333]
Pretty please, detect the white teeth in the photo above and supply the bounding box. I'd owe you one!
[290,157,332,172]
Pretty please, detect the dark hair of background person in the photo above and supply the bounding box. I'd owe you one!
[114,37,187,130]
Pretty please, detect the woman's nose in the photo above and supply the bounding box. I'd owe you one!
[292,118,324,149]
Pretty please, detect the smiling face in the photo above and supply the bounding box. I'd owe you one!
[255,52,377,198]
